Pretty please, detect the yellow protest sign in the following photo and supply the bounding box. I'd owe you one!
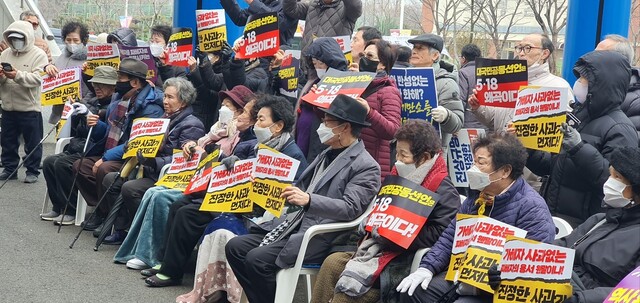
[494,237,575,303]
[123,118,170,159]
[41,67,82,106]
[86,43,120,76]
[200,159,254,213]
[196,10,227,52]
[512,86,569,153]
[155,149,203,191]
[445,214,478,281]
[184,148,221,195]
[249,144,301,217]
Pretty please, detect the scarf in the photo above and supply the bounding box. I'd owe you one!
[403,154,439,185]
[474,192,494,216]
[68,46,88,61]
[105,99,130,149]
[255,132,292,152]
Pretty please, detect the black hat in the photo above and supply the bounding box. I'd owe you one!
[610,146,640,186]
[118,58,148,80]
[319,94,371,127]
[408,34,444,53]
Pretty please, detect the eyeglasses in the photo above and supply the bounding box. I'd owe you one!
[358,52,379,61]
[514,45,543,54]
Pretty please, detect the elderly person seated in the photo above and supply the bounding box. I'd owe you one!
[488,146,640,303]
[225,94,382,303]
[398,133,556,303]
[99,77,205,244]
[311,119,460,303]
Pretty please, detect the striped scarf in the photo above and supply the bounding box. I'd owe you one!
[105,99,130,149]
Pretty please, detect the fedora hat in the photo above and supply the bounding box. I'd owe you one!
[118,58,148,79]
[319,94,370,127]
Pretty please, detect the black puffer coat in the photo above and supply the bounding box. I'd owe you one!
[107,28,137,46]
[621,67,640,137]
[527,51,639,227]
[555,206,640,303]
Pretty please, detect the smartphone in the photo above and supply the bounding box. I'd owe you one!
[1,62,13,72]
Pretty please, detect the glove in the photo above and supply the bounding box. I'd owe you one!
[396,268,434,296]
[356,216,368,236]
[194,46,208,64]
[123,140,130,153]
[72,103,88,115]
[221,155,240,171]
[220,42,233,64]
[561,122,582,150]
[487,264,502,291]
[456,282,479,296]
[136,149,156,169]
[431,106,450,123]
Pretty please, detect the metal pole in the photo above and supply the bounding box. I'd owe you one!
[399,0,406,30]
[125,0,129,18]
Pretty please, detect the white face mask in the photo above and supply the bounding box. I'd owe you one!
[316,68,327,79]
[395,161,416,178]
[467,165,501,191]
[254,123,274,143]
[66,43,83,54]
[149,43,165,57]
[572,80,588,105]
[317,122,342,144]
[218,106,234,125]
[11,39,25,51]
[603,177,631,208]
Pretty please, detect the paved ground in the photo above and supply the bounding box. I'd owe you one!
[0,137,308,302]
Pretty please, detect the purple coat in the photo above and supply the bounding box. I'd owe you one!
[420,177,556,274]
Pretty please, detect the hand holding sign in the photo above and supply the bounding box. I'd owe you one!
[560,123,581,150]
[281,186,309,206]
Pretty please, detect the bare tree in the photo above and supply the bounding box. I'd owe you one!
[358,0,402,35]
[476,0,524,58]
[524,0,567,73]
[630,0,640,66]
[421,0,458,37]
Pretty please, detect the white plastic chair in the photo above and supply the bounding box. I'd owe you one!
[552,216,573,239]
[272,202,376,303]
[41,137,94,226]
[410,248,431,272]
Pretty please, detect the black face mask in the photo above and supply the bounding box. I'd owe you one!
[359,57,380,73]
[115,81,133,95]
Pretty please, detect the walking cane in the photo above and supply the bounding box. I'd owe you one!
[56,127,93,233]
[68,156,138,249]
[0,120,60,191]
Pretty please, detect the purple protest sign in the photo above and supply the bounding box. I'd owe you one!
[118,45,159,84]
[604,265,640,303]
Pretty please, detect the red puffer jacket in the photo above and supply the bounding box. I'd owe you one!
[361,75,402,179]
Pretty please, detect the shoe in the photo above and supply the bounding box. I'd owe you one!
[53,215,75,225]
[40,210,60,221]
[141,267,160,277]
[0,171,17,181]
[144,274,181,287]
[103,230,127,245]
[93,223,104,238]
[24,174,38,183]
[82,215,104,231]
[126,258,150,270]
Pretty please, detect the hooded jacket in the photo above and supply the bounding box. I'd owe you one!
[296,37,348,162]
[527,51,639,227]
[107,28,138,47]
[554,206,640,303]
[221,0,299,46]
[621,67,640,136]
[283,0,361,72]
[0,21,48,112]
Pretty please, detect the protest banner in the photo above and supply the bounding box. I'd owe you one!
[332,35,353,64]
[446,129,486,187]
[184,149,221,195]
[364,176,440,249]
[196,9,227,52]
[166,28,193,67]
[41,67,82,106]
[604,266,640,303]
[249,145,301,217]
[495,236,575,303]
[278,50,301,98]
[119,45,158,84]
[475,58,528,108]
[301,68,375,108]
[389,67,438,126]
[155,149,203,191]
[55,101,74,140]
[122,118,170,159]
[235,12,280,59]
[512,86,569,153]
[445,215,527,294]
[200,159,254,213]
[85,43,120,76]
